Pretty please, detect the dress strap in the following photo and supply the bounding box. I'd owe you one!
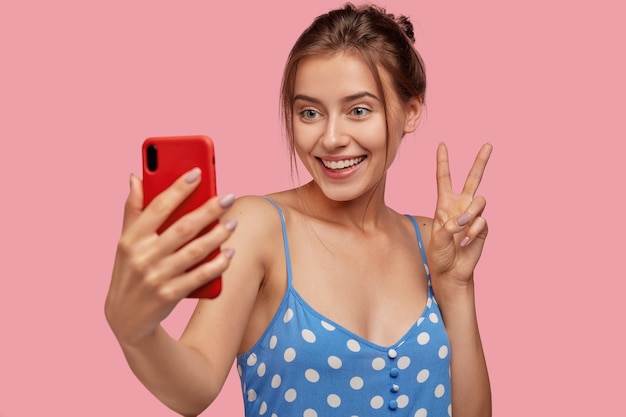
[405,215,432,284]
[262,196,293,287]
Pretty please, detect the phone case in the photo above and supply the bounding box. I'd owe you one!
[142,135,221,298]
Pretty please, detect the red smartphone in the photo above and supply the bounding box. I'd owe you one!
[142,135,221,298]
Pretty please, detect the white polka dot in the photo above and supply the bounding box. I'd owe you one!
[321,320,335,331]
[370,396,384,409]
[397,394,409,408]
[429,312,439,323]
[371,357,386,371]
[272,414,277,417]
[257,362,266,377]
[284,347,296,362]
[327,394,341,408]
[304,410,318,417]
[285,388,297,402]
[271,374,282,388]
[416,317,425,327]
[305,369,320,383]
[237,364,242,376]
[284,308,294,323]
[350,376,364,390]
[415,408,428,417]
[417,369,430,383]
[434,384,445,398]
[427,298,433,308]
[269,335,278,349]
[417,332,430,345]
[448,404,452,416]
[247,353,257,366]
[347,339,361,352]
[328,356,342,369]
[302,329,316,343]
[259,401,267,415]
[424,264,430,276]
[397,356,411,370]
[247,389,257,402]
[438,345,449,359]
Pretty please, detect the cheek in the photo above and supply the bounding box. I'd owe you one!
[292,129,315,166]
[293,122,322,151]
[355,124,388,152]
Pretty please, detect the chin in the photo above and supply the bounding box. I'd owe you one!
[317,181,379,203]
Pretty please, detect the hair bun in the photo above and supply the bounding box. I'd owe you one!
[394,15,415,43]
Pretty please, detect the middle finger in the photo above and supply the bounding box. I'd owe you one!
[461,143,493,196]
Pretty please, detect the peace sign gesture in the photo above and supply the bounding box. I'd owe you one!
[427,142,493,291]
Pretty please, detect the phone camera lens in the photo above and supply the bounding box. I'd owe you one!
[147,145,158,172]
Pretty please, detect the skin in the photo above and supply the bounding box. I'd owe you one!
[105,52,492,417]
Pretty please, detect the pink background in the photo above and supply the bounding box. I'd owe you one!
[1,0,624,415]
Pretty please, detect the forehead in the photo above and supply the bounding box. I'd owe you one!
[294,52,384,98]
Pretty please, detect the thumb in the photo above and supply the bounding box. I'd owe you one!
[121,174,144,232]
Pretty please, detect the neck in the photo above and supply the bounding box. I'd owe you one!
[297,177,391,231]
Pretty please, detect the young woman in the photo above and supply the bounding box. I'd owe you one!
[106,4,492,417]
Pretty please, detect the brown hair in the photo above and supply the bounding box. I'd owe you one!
[280,3,426,171]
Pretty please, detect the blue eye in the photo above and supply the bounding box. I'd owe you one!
[351,107,370,117]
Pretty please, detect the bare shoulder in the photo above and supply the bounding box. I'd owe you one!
[221,194,285,264]
[226,194,279,218]
[226,195,282,231]
[405,214,434,249]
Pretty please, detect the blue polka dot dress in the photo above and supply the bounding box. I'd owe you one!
[237,198,452,417]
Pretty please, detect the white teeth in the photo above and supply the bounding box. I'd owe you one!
[322,156,365,170]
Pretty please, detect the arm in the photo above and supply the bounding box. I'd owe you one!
[105,172,267,415]
[426,143,493,417]
[436,281,491,417]
[116,325,226,417]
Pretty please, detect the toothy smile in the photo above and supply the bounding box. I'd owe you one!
[321,156,366,170]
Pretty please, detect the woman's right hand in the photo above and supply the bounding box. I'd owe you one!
[105,168,237,346]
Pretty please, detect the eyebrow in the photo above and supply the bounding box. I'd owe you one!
[294,91,381,105]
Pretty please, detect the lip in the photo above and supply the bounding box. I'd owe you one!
[316,155,367,180]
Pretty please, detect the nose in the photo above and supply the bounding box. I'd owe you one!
[320,116,349,149]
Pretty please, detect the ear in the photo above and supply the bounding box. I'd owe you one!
[403,98,422,134]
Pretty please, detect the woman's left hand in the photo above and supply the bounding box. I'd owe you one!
[427,142,492,291]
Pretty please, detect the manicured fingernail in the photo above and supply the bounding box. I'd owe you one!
[457,213,471,226]
[185,168,201,183]
[219,194,236,208]
[460,236,471,247]
[223,248,235,259]
[224,218,238,231]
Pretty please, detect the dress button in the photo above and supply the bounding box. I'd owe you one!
[391,384,400,392]
[388,348,398,359]
[390,367,399,378]
[389,400,398,410]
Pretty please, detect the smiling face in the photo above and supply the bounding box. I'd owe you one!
[292,52,420,202]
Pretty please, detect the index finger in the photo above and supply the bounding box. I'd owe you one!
[436,142,453,196]
[129,167,202,238]
[461,143,493,196]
